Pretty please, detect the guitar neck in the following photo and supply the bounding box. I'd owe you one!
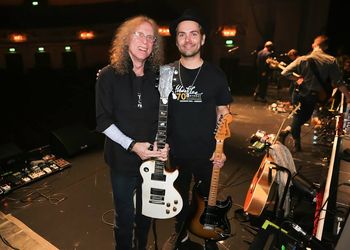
[277,63,301,78]
[156,100,168,150]
[272,118,288,145]
[207,140,224,206]
[272,103,301,145]
[153,100,167,176]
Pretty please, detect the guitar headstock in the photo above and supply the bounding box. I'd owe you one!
[266,57,280,69]
[215,113,233,141]
[158,65,174,103]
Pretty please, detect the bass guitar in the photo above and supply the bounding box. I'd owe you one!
[189,113,233,241]
[243,103,300,216]
[140,65,183,219]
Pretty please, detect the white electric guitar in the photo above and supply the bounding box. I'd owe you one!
[140,65,183,219]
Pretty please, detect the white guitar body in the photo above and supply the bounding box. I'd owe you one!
[140,65,183,219]
[140,160,183,218]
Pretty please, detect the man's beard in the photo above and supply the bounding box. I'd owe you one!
[179,46,201,58]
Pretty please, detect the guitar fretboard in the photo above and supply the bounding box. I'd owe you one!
[208,140,224,206]
[153,100,168,177]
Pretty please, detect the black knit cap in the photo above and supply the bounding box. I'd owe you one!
[169,9,208,37]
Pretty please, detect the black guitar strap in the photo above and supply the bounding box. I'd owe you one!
[308,58,332,99]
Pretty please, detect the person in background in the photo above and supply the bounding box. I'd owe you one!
[162,9,233,250]
[342,56,350,87]
[287,49,299,62]
[286,49,300,104]
[279,35,350,152]
[95,15,168,250]
[254,40,274,102]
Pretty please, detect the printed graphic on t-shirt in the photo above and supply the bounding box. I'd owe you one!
[173,84,203,103]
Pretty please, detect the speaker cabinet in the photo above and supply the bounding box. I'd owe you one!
[51,124,101,157]
[336,212,350,249]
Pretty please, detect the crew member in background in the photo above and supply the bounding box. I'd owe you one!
[254,40,274,102]
[286,49,300,104]
[279,35,350,152]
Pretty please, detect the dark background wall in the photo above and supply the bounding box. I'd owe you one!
[0,0,349,152]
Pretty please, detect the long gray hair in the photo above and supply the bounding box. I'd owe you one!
[109,15,164,74]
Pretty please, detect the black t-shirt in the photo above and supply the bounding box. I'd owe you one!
[168,61,233,159]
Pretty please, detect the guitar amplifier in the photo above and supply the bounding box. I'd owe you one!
[51,124,102,157]
[336,212,350,249]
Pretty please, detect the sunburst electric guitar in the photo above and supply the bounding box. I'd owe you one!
[243,103,300,216]
[189,113,233,241]
[140,65,183,219]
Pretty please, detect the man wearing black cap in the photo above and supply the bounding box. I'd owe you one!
[163,9,233,250]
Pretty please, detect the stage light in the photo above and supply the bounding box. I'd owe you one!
[9,33,27,43]
[78,31,95,40]
[158,26,170,37]
[32,1,39,6]
[220,26,237,37]
[8,48,16,53]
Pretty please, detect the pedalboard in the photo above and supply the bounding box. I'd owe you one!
[0,151,71,196]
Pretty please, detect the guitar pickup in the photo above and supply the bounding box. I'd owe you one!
[150,195,165,201]
[151,188,165,196]
[151,174,166,181]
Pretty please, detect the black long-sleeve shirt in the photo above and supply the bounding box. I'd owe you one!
[95,64,159,175]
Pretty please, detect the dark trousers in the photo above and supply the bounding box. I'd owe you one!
[255,72,268,99]
[171,157,213,238]
[291,93,318,141]
[110,170,151,250]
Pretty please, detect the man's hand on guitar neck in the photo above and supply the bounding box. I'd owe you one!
[210,152,227,168]
[153,142,169,162]
[131,142,169,161]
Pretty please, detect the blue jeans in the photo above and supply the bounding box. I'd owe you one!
[110,170,151,250]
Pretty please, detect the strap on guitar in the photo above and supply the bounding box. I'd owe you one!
[308,58,332,100]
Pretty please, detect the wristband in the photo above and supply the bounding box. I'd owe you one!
[127,140,136,152]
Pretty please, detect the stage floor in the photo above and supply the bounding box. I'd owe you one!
[0,95,342,250]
